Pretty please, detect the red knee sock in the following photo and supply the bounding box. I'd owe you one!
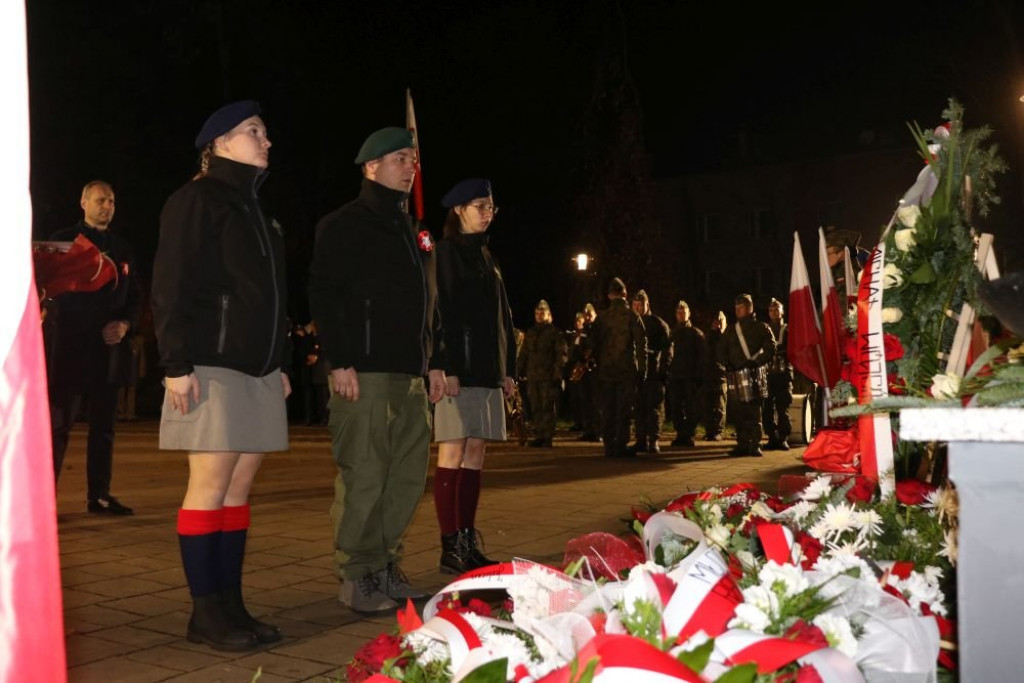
[456,467,482,530]
[433,466,460,535]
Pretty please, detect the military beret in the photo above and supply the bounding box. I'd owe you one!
[535,299,550,311]
[608,277,627,296]
[441,178,492,208]
[677,300,690,310]
[195,100,261,150]
[354,127,415,164]
[632,289,649,303]
[769,297,784,308]
[735,293,754,306]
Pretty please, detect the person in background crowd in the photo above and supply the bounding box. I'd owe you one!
[566,312,586,430]
[309,127,445,614]
[153,100,290,651]
[762,298,793,450]
[589,277,647,458]
[703,310,728,441]
[576,302,601,441]
[431,178,516,574]
[629,290,670,454]
[519,299,567,449]
[668,300,707,448]
[718,294,775,457]
[46,180,141,516]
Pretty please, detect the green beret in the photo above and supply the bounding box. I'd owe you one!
[535,299,550,312]
[354,127,415,164]
[735,293,753,306]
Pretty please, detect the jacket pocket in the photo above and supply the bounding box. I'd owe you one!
[217,294,229,354]
[364,299,372,356]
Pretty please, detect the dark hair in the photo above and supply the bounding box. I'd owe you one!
[192,143,215,180]
[442,208,464,240]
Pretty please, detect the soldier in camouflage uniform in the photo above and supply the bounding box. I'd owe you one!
[717,294,776,457]
[629,290,671,454]
[762,298,793,450]
[668,300,707,448]
[703,311,728,441]
[589,277,647,459]
[518,300,568,448]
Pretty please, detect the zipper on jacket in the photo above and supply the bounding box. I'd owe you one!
[399,223,429,374]
[250,180,278,375]
[364,298,372,356]
[218,294,229,354]
[463,327,472,374]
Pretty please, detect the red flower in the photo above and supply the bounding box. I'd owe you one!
[887,372,908,395]
[883,333,905,361]
[725,502,746,519]
[794,531,822,570]
[845,476,876,504]
[631,506,652,524]
[784,619,829,648]
[453,598,493,618]
[795,665,825,683]
[763,496,790,513]
[417,230,434,252]
[664,492,699,513]
[588,611,607,634]
[896,479,937,506]
[346,633,407,683]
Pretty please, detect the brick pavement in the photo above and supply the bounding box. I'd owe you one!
[56,422,810,682]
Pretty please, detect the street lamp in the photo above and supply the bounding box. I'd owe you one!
[574,253,590,271]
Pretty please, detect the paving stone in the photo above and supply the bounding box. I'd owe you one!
[68,657,179,683]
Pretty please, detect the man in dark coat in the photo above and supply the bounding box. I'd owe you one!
[703,311,728,441]
[668,300,707,448]
[630,290,670,454]
[518,300,567,448]
[44,180,141,515]
[589,277,647,458]
[762,298,793,450]
[717,294,776,457]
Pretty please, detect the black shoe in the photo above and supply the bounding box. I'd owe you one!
[647,440,661,454]
[777,440,790,451]
[221,587,281,644]
[461,528,499,570]
[627,441,646,454]
[187,594,259,652]
[763,440,780,451]
[750,448,764,457]
[439,532,471,575]
[704,433,723,442]
[88,495,134,516]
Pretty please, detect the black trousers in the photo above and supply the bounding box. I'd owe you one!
[600,378,635,456]
[634,378,666,443]
[50,383,119,500]
[732,398,763,452]
[762,373,793,443]
[669,379,702,440]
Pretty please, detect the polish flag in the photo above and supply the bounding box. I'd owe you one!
[787,232,827,387]
[0,2,67,680]
[405,88,425,221]
[818,228,844,389]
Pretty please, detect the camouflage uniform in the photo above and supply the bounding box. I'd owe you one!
[717,314,776,455]
[762,319,793,449]
[590,297,647,458]
[633,312,670,451]
[518,321,568,444]
[668,321,707,446]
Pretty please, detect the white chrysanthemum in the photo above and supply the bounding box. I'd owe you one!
[901,571,947,616]
[810,502,857,540]
[758,560,809,597]
[728,602,771,633]
[486,631,541,678]
[661,537,694,567]
[740,584,779,616]
[705,524,731,550]
[779,500,815,523]
[853,509,883,538]
[813,613,858,658]
[403,630,452,664]
[627,560,667,578]
[799,476,833,502]
[507,566,575,620]
[939,530,958,566]
[824,537,870,556]
[812,554,875,583]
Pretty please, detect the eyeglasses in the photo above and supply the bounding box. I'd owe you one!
[469,202,499,216]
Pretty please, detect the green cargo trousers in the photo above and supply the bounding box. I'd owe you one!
[327,373,431,580]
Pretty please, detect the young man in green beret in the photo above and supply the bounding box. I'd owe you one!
[309,127,447,614]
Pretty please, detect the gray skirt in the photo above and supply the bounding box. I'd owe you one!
[159,365,289,453]
[433,386,507,442]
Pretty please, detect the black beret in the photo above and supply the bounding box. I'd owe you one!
[608,277,627,296]
[441,178,492,208]
[735,293,754,306]
[632,289,649,303]
[354,127,415,164]
[195,100,261,150]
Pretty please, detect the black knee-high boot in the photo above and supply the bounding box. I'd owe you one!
[220,504,280,643]
[178,508,257,651]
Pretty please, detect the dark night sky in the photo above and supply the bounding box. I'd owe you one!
[25,0,1024,328]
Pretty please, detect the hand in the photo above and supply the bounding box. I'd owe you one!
[166,373,200,415]
[281,372,292,398]
[305,354,318,366]
[501,376,516,398]
[101,320,129,345]
[428,369,447,404]
[445,375,461,397]
[331,367,360,402]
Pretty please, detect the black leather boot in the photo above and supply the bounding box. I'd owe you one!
[222,586,281,644]
[462,528,499,570]
[439,532,470,575]
[187,594,259,651]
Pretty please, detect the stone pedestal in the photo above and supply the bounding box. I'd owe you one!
[900,408,1024,683]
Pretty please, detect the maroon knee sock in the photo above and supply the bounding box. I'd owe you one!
[433,466,460,535]
[456,467,482,530]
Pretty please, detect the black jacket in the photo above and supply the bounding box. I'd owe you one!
[436,233,515,388]
[43,221,142,389]
[152,157,289,378]
[308,179,443,376]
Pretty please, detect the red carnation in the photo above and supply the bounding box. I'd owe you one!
[845,476,876,504]
[725,502,746,519]
[631,506,653,524]
[784,619,829,648]
[346,633,408,683]
[665,492,699,513]
[887,372,908,395]
[896,479,937,506]
[883,333,905,361]
[453,598,493,618]
[764,495,790,513]
[794,531,822,570]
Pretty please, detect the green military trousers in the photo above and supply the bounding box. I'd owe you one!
[327,372,431,580]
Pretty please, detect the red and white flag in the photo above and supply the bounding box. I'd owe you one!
[855,243,896,497]
[818,228,844,389]
[787,232,827,387]
[0,2,67,680]
[405,88,425,221]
